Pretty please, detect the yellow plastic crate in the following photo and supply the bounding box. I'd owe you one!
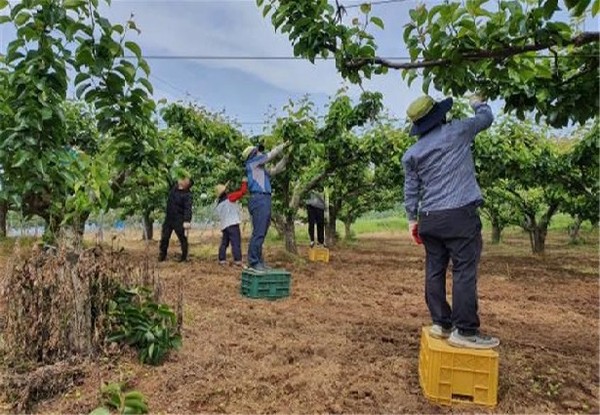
[419,326,499,407]
[308,247,329,262]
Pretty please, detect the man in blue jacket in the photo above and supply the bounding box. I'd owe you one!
[242,142,289,272]
[402,94,499,349]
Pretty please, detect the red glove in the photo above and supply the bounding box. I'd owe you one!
[409,221,423,245]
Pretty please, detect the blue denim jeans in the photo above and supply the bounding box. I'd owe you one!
[219,224,242,262]
[248,193,271,267]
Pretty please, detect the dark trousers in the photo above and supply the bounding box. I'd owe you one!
[159,219,188,260]
[418,203,482,335]
[219,224,242,262]
[248,194,271,267]
[307,205,325,244]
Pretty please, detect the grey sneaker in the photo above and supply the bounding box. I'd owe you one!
[447,330,500,349]
[233,261,244,267]
[218,260,228,266]
[249,264,268,273]
[430,324,452,339]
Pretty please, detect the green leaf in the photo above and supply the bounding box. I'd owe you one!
[13,152,29,168]
[403,23,415,42]
[140,78,153,94]
[571,0,592,15]
[542,0,559,17]
[360,3,372,14]
[593,0,599,15]
[89,407,111,415]
[0,0,8,10]
[409,8,418,22]
[113,24,124,34]
[74,72,91,86]
[138,59,151,76]
[262,4,272,17]
[370,16,384,29]
[416,5,427,25]
[64,0,86,8]
[125,41,142,59]
[76,82,91,99]
[127,19,141,34]
[0,15,10,24]
[13,11,29,26]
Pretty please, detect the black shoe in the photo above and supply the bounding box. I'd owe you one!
[158,256,166,262]
[178,257,188,263]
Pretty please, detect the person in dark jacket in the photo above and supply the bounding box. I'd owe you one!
[159,177,193,262]
[305,191,326,247]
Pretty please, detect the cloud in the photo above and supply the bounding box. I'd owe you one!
[103,0,431,122]
[105,2,344,95]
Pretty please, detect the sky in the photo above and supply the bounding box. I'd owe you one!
[99,0,432,134]
[0,0,596,135]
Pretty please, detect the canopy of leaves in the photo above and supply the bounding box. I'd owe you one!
[472,116,584,252]
[161,103,251,202]
[257,0,599,127]
[0,0,159,231]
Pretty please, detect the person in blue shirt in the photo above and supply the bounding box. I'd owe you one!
[402,94,499,349]
[242,141,289,272]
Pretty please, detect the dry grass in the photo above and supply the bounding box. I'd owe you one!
[1,228,598,414]
[0,241,176,412]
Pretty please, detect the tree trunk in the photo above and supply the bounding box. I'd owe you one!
[43,214,61,244]
[529,226,547,254]
[0,200,7,238]
[491,219,502,244]
[74,212,89,241]
[344,220,353,240]
[283,214,297,254]
[568,216,583,243]
[142,211,154,241]
[272,214,286,240]
[327,203,338,247]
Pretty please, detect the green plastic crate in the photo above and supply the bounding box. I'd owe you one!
[240,268,291,300]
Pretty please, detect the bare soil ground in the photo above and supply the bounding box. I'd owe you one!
[2,229,599,414]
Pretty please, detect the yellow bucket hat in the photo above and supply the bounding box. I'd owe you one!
[407,95,453,136]
[242,145,257,160]
[214,183,229,197]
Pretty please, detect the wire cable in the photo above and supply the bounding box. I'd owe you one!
[126,54,596,60]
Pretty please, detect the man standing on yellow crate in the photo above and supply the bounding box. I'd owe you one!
[305,190,326,248]
[402,94,499,349]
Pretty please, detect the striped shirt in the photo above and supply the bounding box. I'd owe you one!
[402,103,494,221]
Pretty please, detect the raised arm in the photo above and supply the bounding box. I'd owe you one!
[458,99,494,141]
[257,142,288,165]
[227,179,248,202]
[267,154,289,176]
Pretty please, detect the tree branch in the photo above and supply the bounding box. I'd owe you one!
[560,63,598,86]
[289,151,365,211]
[345,32,599,70]
[290,169,331,210]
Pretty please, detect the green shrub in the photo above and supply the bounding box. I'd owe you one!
[107,287,181,365]
[90,382,148,415]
